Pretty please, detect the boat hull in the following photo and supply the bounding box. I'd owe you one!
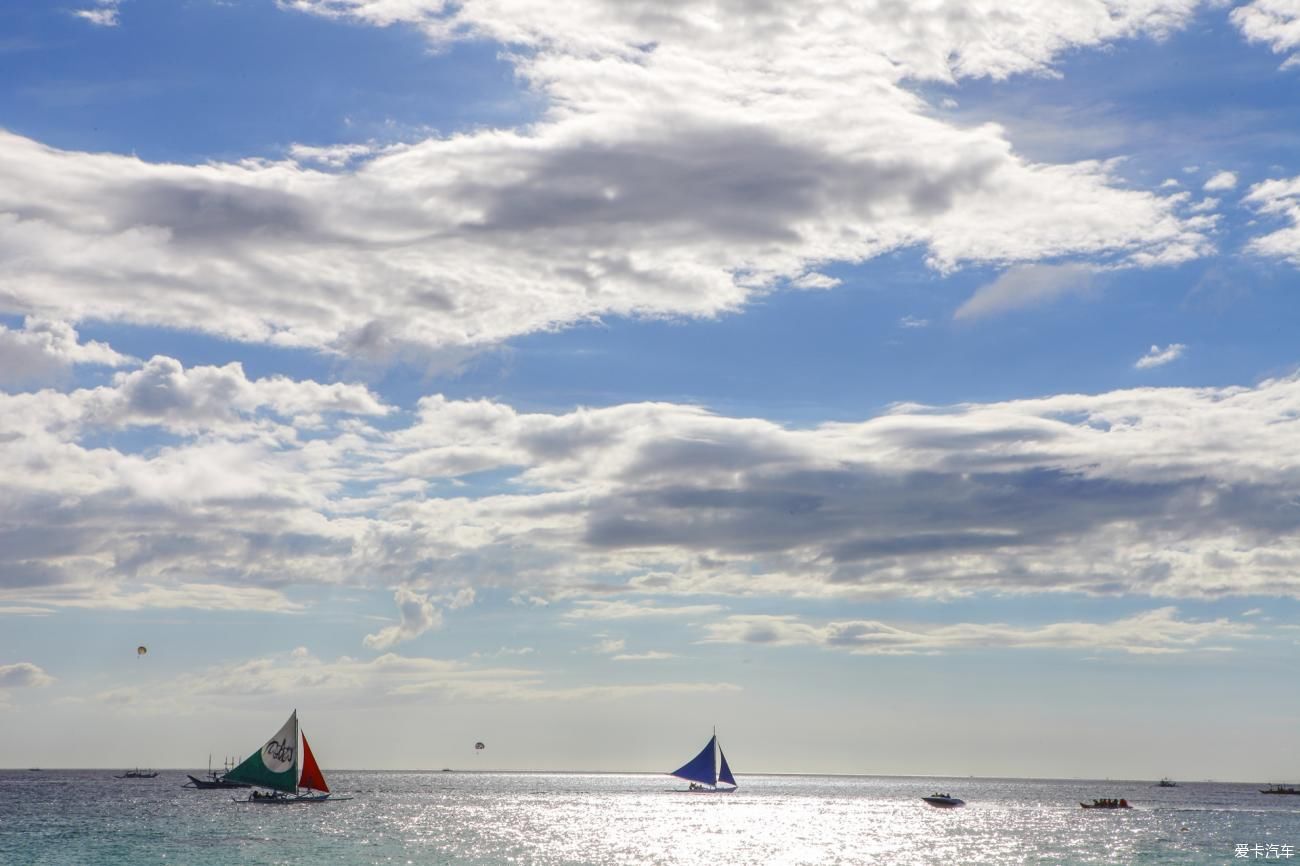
[237,793,349,804]
[186,774,250,789]
[1080,803,1131,809]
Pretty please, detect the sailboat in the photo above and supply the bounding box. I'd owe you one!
[668,730,737,793]
[224,710,350,803]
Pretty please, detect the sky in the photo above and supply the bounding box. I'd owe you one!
[2,0,1300,781]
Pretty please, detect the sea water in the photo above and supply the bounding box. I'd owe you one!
[1,770,1296,865]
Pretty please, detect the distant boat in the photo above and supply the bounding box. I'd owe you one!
[224,710,350,804]
[115,769,158,779]
[1156,778,1178,788]
[922,793,965,808]
[184,755,250,789]
[1081,799,1131,809]
[1261,784,1300,795]
[668,730,737,793]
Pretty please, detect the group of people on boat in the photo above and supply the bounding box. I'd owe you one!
[250,790,286,801]
[1088,798,1128,808]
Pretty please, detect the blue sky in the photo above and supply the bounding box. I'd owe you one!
[2,0,1300,780]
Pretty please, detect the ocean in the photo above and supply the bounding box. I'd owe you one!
[1,770,1296,865]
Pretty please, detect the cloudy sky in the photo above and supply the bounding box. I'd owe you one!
[2,0,1300,780]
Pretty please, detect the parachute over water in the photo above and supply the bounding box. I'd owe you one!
[474,742,485,751]
[136,646,147,657]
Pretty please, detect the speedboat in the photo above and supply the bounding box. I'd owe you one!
[922,793,965,808]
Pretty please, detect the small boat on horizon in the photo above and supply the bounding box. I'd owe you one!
[922,793,965,808]
[224,710,350,804]
[115,769,158,779]
[1156,778,1178,788]
[1261,784,1300,795]
[669,729,737,793]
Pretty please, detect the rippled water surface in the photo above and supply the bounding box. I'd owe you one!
[2,771,1297,865]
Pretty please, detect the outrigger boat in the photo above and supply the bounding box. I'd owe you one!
[1261,784,1300,795]
[224,710,350,804]
[669,729,737,793]
[184,755,249,789]
[115,768,158,779]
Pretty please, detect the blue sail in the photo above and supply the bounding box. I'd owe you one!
[717,747,736,788]
[670,735,717,785]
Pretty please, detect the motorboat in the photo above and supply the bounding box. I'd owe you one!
[922,793,965,807]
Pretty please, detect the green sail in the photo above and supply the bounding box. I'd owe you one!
[224,710,299,793]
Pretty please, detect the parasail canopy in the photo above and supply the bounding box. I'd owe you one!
[136,646,147,657]
[474,742,485,750]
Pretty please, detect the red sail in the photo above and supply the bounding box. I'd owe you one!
[298,732,330,793]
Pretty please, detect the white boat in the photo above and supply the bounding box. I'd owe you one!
[668,730,737,792]
[922,793,965,807]
[224,710,351,803]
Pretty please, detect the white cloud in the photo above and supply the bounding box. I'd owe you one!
[1244,174,1300,264]
[9,341,1300,613]
[702,608,1253,655]
[1232,0,1300,67]
[564,599,726,620]
[612,651,676,661]
[73,1,120,27]
[363,588,444,649]
[592,638,626,654]
[0,318,132,387]
[954,263,1094,319]
[86,646,733,712]
[88,355,389,431]
[1134,343,1186,369]
[899,315,930,329]
[0,662,53,688]
[287,142,380,169]
[1203,170,1238,191]
[0,2,1214,355]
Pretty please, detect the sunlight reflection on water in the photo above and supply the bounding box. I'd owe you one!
[2,771,1297,865]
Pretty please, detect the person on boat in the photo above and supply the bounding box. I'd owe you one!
[1119,799,1128,808]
